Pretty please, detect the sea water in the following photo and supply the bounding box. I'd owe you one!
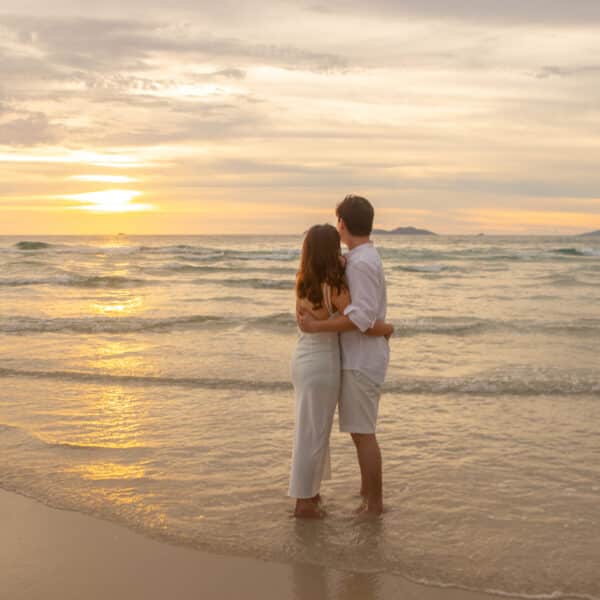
[1,234,599,599]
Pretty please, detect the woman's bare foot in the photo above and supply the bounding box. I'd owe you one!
[294,499,323,519]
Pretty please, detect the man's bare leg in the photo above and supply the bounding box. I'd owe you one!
[355,447,368,498]
[351,433,383,515]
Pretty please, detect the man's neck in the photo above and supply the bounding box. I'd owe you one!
[346,236,371,250]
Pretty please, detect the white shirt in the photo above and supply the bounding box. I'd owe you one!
[341,241,389,385]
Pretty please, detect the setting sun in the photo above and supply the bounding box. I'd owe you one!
[64,189,153,213]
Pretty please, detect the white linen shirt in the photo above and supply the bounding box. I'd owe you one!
[341,242,389,385]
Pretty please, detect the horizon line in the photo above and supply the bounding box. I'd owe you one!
[0,232,597,237]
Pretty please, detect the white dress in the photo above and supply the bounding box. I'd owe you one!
[288,284,341,499]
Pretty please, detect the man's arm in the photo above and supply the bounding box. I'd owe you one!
[343,259,380,332]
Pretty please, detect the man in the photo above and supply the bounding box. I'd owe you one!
[298,194,390,515]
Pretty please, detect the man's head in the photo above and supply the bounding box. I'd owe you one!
[336,194,374,245]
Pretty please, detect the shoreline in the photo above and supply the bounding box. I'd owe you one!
[0,488,501,600]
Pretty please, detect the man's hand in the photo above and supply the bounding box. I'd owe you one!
[297,310,320,333]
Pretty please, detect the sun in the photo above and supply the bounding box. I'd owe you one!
[65,189,153,213]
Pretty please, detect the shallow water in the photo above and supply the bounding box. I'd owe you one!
[1,234,600,599]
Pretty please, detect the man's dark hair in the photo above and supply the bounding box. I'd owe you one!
[336,194,374,236]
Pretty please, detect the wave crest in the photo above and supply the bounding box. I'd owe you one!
[0,274,156,288]
[553,247,600,257]
[15,241,53,250]
[1,367,598,396]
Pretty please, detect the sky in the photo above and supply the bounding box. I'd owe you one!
[1,1,599,235]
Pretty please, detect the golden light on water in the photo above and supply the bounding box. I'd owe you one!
[64,189,153,213]
[74,461,146,481]
[81,387,143,449]
[91,340,152,376]
[92,296,144,315]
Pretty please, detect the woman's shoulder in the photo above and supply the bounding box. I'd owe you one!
[298,296,329,318]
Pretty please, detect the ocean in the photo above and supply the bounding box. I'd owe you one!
[1,233,599,599]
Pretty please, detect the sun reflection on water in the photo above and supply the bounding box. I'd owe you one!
[92,294,143,315]
[73,387,148,449]
[86,339,158,381]
[72,461,146,481]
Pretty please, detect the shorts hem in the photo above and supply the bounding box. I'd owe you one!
[339,424,377,434]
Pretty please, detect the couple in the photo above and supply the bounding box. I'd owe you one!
[289,194,393,518]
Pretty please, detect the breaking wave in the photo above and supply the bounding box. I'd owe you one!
[1,367,598,396]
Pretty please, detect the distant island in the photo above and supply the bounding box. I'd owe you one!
[580,230,600,237]
[372,226,437,236]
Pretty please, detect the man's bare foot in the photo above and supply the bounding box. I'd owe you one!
[353,497,368,514]
[310,493,321,505]
[294,499,323,519]
[354,502,384,520]
[366,502,384,515]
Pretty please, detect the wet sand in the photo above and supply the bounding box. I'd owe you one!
[0,489,501,600]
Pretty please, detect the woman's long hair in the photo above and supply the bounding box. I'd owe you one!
[296,224,346,309]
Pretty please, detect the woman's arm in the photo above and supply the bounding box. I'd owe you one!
[297,312,393,338]
[367,320,394,338]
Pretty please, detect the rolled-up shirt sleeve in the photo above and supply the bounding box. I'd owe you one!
[343,260,379,332]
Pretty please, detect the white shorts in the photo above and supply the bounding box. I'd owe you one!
[339,370,381,434]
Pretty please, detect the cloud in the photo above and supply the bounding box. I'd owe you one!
[0,111,57,145]
[305,0,600,25]
[0,15,349,74]
[92,110,268,145]
[536,64,600,78]
[208,68,246,80]
[1,3,600,234]
[4,0,600,25]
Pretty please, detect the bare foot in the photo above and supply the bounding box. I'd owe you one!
[366,502,384,516]
[353,497,368,514]
[354,496,384,516]
[294,499,324,519]
[310,493,321,505]
[354,503,384,521]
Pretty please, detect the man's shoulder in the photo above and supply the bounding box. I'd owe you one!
[349,246,383,270]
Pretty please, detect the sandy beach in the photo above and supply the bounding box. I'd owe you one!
[0,489,502,600]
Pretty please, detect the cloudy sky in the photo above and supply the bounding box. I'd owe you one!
[1,1,599,234]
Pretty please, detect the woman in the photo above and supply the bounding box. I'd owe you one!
[289,224,393,518]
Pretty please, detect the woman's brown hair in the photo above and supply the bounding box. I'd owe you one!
[296,224,346,309]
